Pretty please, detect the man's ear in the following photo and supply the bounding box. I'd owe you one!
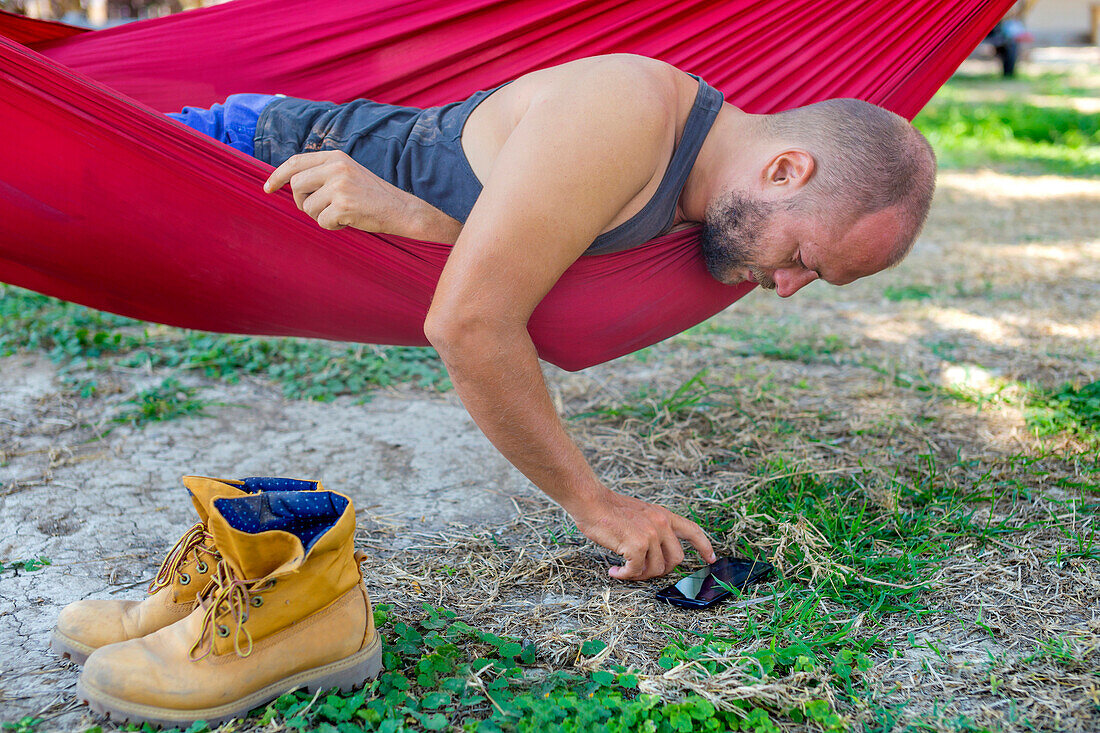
[763,149,815,189]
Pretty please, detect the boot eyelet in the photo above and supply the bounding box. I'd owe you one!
[262,579,277,590]
[217,624,230,637]
[251,596,264,607]
[195,561,208,574]
[178,572,191,585]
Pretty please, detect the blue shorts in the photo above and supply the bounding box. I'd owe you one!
[167,93,279,157]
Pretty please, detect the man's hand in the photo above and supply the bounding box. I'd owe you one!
[263,150,461,242]
[568,489,717,580]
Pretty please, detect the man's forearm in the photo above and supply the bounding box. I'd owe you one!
[427,320,716,580]
[399,195,463,244]
[427,320,608,513]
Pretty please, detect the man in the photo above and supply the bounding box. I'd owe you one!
[170,53,936,582]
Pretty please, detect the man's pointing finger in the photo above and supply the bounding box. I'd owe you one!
[263,152,327,194]
[674,515,717,564]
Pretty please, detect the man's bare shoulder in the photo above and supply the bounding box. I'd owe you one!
[463,55,698,185]
[474,55,688,130]
[505,54,686,114]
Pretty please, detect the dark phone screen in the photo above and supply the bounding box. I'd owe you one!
[671,557,767,603]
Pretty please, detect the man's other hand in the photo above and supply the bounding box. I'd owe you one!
[570,490,717,581]
[263,150,461,242]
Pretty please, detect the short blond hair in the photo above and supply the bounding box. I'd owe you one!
[763,98,937,265]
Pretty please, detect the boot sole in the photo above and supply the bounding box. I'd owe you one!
[76,632,382,728]
[50,629,97,666]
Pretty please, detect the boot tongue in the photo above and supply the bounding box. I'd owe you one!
[183,476,323,524]
[208,491,350,580]
[182,476,247,524]
[238,477,323,493]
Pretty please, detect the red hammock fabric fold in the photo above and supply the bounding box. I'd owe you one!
[0,0,1011,371]
[0,9,84,46]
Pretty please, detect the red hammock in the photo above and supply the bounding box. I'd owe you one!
[0,0,1010,371]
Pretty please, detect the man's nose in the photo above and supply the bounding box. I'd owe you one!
[773,267,819,297]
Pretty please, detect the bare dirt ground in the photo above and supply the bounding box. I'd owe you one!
[1,57,1097,732]
[0,361,541,727]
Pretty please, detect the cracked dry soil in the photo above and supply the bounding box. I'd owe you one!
[0,359,537,729]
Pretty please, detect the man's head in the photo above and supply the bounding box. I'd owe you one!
[701,98,936,296]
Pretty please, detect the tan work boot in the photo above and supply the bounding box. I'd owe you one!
[77,490,382,728]
[50,476,321,664]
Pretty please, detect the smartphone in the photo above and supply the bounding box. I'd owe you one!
[656,556,773,609]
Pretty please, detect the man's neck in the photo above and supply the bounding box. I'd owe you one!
[678,105,763,225]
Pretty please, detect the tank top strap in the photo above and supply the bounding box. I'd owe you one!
[663,75,725,202]
[584,74,724,255]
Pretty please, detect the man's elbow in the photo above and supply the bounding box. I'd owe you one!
[423,310,515,356]
[423,311,460,352]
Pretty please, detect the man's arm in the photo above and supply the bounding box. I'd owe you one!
[423,60,716,580]
[264,150,463,243]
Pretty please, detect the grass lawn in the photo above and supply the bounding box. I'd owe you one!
[1,61,1098,733]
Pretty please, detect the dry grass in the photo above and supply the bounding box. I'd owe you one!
[3,62,1098,733]
[349,117,1099,729]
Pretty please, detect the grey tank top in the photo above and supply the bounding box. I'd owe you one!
[254,75,724,254]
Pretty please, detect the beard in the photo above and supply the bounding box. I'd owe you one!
[699,191,777,289]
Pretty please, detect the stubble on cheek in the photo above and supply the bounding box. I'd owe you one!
[699,192,775,286]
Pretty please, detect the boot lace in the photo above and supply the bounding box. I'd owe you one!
[148,522,219,594]
[188,559,272,661]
